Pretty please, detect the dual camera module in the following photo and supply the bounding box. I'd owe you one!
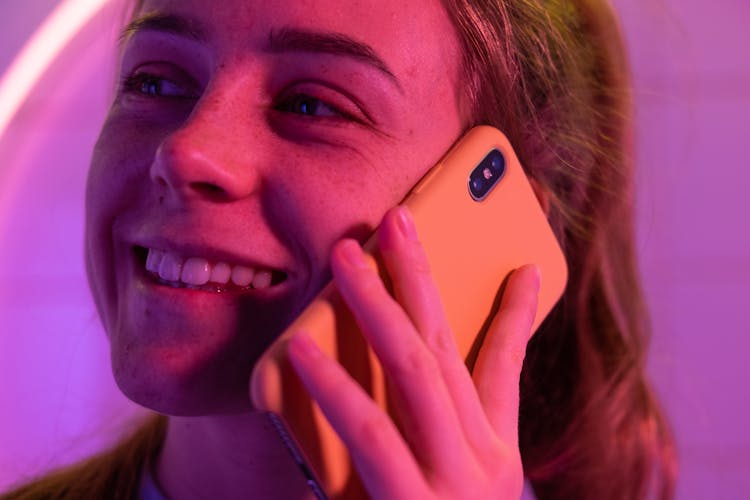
[468,149,506,201]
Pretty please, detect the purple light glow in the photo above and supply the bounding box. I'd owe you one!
[1,1,748,497]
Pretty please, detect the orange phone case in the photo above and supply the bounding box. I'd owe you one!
[250,126,568,498]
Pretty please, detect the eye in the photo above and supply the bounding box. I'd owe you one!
[120,71,198,100]
[275,93,345,118]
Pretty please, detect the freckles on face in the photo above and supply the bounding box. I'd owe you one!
[85,0,465,415]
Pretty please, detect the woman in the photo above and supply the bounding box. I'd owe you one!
[1,0,676,498]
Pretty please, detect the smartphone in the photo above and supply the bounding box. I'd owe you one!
[250,126,568,499]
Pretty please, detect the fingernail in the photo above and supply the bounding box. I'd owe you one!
[339,239,369,268]
[396,206,418,241]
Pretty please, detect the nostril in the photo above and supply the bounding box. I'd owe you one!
[151,133,260,202]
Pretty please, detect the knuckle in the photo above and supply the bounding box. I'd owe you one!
[424,326,456,357]
[390,345,439,379]
[430,446,524,499]
[490,448,524,497]
[354,412,392,447]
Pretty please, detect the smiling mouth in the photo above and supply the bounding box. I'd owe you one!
[134,246,288,293]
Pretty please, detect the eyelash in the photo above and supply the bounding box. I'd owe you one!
[273,92,352,121]
[119,72,357,122]
[119,73,197,100]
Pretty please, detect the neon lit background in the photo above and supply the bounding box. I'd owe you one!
[1,1,748,497]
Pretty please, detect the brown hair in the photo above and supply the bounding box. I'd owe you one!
[0,414,166,499]
[3,0,675,499]
[442,0,677,497]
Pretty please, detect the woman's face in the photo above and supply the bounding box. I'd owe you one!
[85,0,464,415]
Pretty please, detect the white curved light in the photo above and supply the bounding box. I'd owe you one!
[0,0,110,142]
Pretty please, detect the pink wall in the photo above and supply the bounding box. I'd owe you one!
[618,1,750,497]
[1,1,748,497]
[0,0,149,487]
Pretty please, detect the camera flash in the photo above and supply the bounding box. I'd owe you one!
[483,167,493,180]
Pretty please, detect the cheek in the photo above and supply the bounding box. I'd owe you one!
[84,137,122,332]
[270,144,430,265]
[85,115,164,237]
[84,120,156,329]
[86,127,133,253]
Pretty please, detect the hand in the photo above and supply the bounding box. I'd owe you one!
[286,206,540,499]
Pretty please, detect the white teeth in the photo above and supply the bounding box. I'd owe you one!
[159,252,183,282]
[210,262,231,284]
[146,249,163,273]
[252,270,272,289]
[144,248,281,290]
[231,266,255,287]
[181,257,210,286]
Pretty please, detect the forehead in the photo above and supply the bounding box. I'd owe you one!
[133,0,461,88]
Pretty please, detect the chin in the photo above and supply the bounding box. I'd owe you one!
[100,258,304,415]
[109,337,257,416]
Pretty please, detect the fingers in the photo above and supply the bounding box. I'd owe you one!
[286,332,426,499]
[329,236,469,475]
[377,207,457,357]
[286,206,537,499]
[472,264,540,446]
[377,207,498,444]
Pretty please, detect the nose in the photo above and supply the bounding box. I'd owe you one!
[150,99,260,204]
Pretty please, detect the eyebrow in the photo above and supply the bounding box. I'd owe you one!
[119,12,205,45]
[119,13,403,93]
[267,27,402,92]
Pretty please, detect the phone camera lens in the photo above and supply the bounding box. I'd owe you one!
[468,149,506,201]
